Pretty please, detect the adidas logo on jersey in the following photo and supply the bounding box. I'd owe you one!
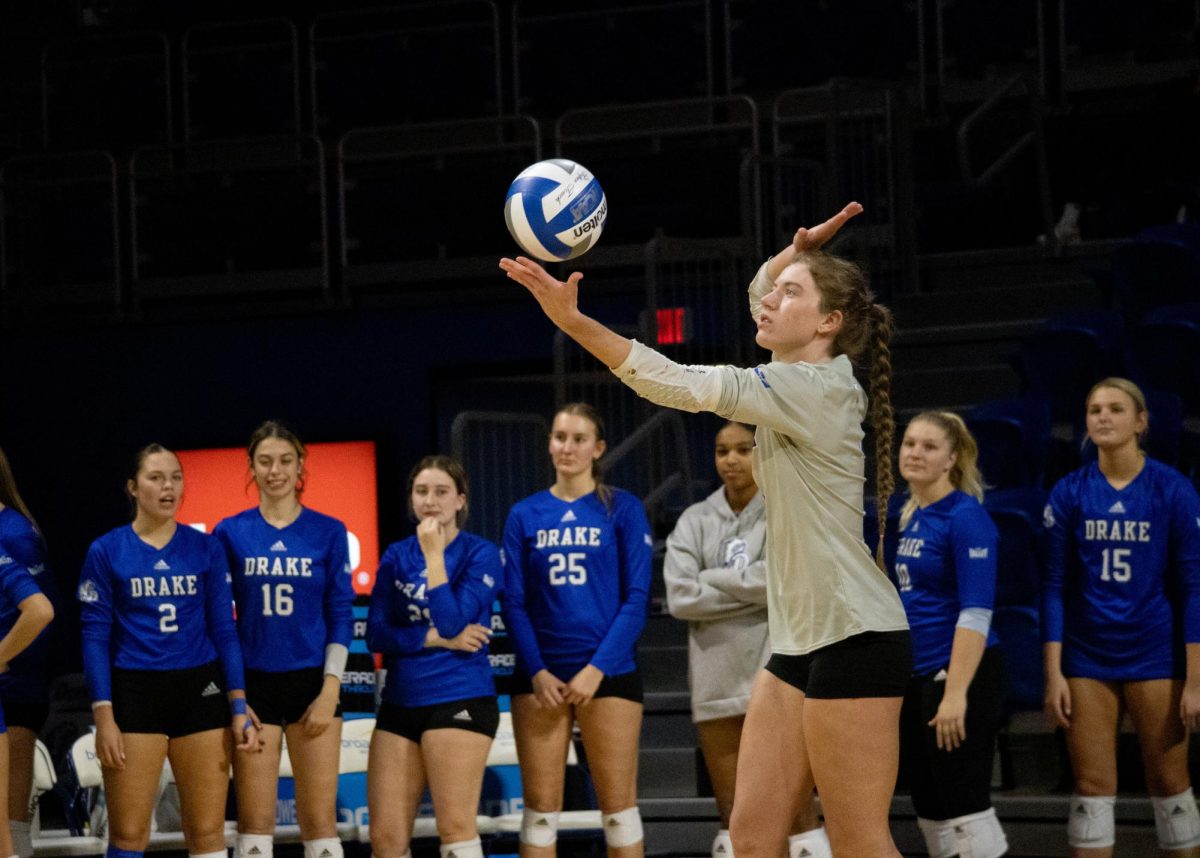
[154,559,170,571]
[201,681,221,697]
[452,709,472,722]
[270,540,287,552]
[911,521,920,533]
[560,509,577,523]
[1109,500,1126,514]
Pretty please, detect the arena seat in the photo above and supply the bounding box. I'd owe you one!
[1130,304,1200,418]
[1111,224,1200,322]
[966,397,1053,489]
[182,19,301,141]
[1017,310,1131,421]
[984,487,1046,608]
[309,2,502,139]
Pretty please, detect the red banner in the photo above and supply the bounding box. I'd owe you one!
[176,441,380,594]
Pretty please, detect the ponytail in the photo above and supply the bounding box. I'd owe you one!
[0,447,38,531]
[867,304,896,572]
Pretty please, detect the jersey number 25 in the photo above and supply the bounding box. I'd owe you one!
[548,552,587,586]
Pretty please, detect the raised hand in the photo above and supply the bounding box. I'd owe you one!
[792,201,864,254]
[500,256,584,330]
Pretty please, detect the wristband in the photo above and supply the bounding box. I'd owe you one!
[231,697,248,717]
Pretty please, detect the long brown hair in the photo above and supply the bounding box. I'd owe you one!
[554,402,613,511]
[796,250,896,571]
[0,447,38,531]
[898,411,985,529]
[247,420,308,496]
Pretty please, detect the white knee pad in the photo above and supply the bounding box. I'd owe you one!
[788,827,832,858]
[519,809,559,847]
[10,820,33,858]
[950,808,1008,858]
[1153,788,1200,850]
[916,817,957,858]
[303,839,341,858]
[237,834,273,858]
[711,829,733,858]
[602,807,643,848]
[1067,795,1116,849]
[439,837,482,858]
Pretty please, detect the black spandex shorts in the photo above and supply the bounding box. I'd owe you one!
[246,667,342,727]
[0,691,49,733]
[112,661,231,738]
[375,696,499,743]
[765,630,912,698]
[510,669,644,704]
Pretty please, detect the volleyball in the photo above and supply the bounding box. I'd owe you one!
[504,159,607,262]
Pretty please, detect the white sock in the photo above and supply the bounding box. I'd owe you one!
[302,839,342,858]
[712,828,733,857]
[788,828,832,858]
[10,821,33,858]
[236,835,273,858]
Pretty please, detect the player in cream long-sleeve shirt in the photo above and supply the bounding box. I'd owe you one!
[501,201,911,858]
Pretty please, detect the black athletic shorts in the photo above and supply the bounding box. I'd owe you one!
[112,661,231,738]
[765,630,912,698]
[510,669,644,704]
[246,667,342,727]
[900,645,1006,820]
[0,691,49,733]
[375,696,499,743]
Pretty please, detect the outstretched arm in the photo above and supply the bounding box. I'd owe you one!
[500,202,863,370]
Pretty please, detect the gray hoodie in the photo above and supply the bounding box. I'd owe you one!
[664,486,770,722]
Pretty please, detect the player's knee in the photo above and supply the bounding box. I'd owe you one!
[519,808,558,848]
[601,807,643,848]
[1153,788,1200,851]
[949,808,1007,858]
[916,817,957,858]
[1067,795,1115,849]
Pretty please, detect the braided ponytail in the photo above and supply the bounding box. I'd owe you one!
[867,304,896,572]
[796,250,897,572]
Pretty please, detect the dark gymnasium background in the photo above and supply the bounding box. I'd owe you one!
[1,0,1199,820]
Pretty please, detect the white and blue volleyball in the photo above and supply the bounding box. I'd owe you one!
[504,159,607,262]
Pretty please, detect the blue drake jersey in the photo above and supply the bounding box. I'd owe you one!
[214,507,354,673]
[0,552,44,670]
[79,524,244,702]
[893,491,1000,675]
[1043,458,1200,680]
[0,508,57,687]
[502,489,652,679]
[367,531,501,708]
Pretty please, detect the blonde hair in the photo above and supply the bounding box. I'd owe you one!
[898,411,985,530]
[1086,377,1149,443]
[795,250,896,572]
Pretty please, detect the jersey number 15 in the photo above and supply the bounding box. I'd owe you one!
[1099,548,1132,583]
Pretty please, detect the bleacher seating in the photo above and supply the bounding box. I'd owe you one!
[182,19,301,141]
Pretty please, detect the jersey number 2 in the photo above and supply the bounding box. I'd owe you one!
[159,603,178,633]
[548,552,587,586]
